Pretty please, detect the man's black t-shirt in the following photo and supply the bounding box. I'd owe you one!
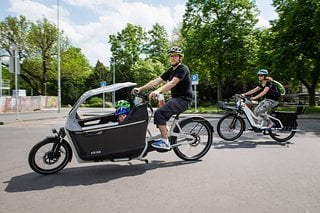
[258,81,279,101]
[160,64,192,99]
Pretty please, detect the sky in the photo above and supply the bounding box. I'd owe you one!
[0,0,278,66]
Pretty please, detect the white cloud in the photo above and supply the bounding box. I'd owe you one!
[5,0,277,66]
[7,0,185,66]
[256,15,271,28]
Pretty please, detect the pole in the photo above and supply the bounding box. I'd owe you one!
[112,58,115,106]
[11,44,19,120]
[194,84,198,112]
[57,0,61,113]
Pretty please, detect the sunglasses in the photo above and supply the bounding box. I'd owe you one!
[257,75,265,77]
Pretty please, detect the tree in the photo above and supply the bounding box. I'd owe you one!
[25,18,67,95]
[132,59,165,86]
[272,0,320,106]
[0,15,29,58]
[86,60,111,89]
[182,0,259,101]
[0,16,70,96]
[143,23,170,66]
[109,23,146,83]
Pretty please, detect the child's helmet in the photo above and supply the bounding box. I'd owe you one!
[115,107,130,116]
[115,100,130,109]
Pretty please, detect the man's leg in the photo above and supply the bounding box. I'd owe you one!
[158,125,168,140]
[152,98,189,150]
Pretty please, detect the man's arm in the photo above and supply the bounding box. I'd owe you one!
[243,86,261,96]
[134,77,164,92]
[251,86,270,100]
[148,77,180,99]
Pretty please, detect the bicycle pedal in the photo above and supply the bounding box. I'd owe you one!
[155,148,171,153]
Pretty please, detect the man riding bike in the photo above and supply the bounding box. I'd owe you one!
[132,46,192,150]
[242,69,279,129]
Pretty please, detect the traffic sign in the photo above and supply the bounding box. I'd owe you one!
[100,81,107,87]
[191,74,199,85]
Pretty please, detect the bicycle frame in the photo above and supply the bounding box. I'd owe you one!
[146,115,196,148]
[234,96,283,129]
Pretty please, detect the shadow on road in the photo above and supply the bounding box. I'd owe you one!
[213,140,292,149]
[4,159,198,193]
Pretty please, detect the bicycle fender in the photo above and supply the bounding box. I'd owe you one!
[179,116,214,133]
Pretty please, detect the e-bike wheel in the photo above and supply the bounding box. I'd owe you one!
[269,122,297,142]
[28,138,71,174]
[172,117,213,161]
[217,113,245,141]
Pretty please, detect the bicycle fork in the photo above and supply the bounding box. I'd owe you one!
[229,113,241,129]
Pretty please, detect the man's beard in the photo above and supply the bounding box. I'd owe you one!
[171,61,181,67]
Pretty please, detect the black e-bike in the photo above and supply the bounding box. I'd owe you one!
[28,82,214,174]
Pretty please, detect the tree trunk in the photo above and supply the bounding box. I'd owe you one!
[308,86,316,107]
[41,59,47,96]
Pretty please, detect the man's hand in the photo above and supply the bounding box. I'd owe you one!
[148,91,159,100]
[131,88,140,94]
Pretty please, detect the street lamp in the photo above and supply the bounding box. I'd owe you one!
[112,57,116,106]
[57,0,61,112]
[9,43,19,119]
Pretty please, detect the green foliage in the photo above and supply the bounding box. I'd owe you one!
[271,0,320,106]
[0,15,92,105]
[132,59,165,85]
[143,23,170,66]
[182,0,259,101]
[0,15,29,56]
[86,60,111,89]
[109,23,146,83]
[109,23,172,85]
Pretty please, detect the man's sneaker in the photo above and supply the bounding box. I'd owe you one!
[151,140,171,150]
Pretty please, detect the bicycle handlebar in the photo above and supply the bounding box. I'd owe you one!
[235,94,258,105]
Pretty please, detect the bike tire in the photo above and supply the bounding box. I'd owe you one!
[217,113,245,141]
[269,121,297,142]
[172,117,213,161]
[28,138,71,175]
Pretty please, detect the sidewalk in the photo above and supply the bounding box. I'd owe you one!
[0,108,70,125]
[1,107,320,125]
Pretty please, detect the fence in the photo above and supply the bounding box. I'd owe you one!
[0,96,58,113]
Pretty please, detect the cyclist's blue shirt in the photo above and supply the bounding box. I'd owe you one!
[161,64,192,99]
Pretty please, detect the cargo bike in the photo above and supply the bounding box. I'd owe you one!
[28,82,214,174]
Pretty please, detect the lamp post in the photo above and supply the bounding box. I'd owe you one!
[9,43,19,120]
[112,58,115,106]
[57,0,61,113]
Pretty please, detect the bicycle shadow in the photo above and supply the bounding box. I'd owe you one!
[213,139,292,149]
[4,159,199,193]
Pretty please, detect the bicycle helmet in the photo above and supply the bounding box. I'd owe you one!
[115,100,130,109]
[115,107,130,116]
[168,46,184,57]
[257,69,269,76]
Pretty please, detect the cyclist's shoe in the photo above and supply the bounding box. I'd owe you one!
[151,140,171,150]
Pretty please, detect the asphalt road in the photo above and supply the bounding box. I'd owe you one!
[0,114,320,213]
